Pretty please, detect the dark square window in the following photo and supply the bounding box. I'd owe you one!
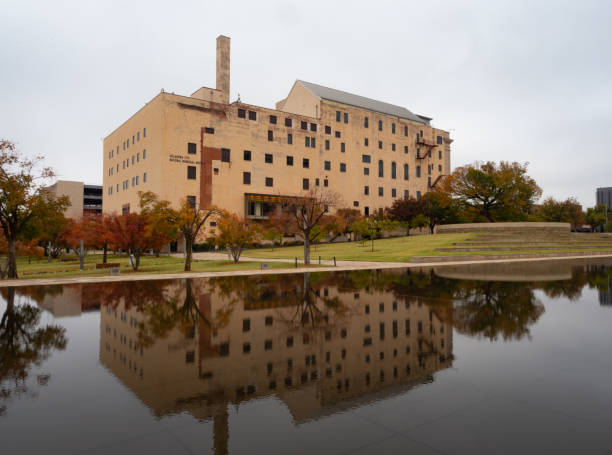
[438,164,442,172]
[303,158,309,168]
[392,123,396,134]
[364,138,369,146]
[243,172,251,185]
[269,115,277,124]
[341,142,345,153]
[205,127,214,134]
[265,316,273,326]
[186,351,195,363]
[187,195,196,208]
[187,142,197,154]
[378,187,384,196]
[187,166,196,180]
[285,117,292,127]
[364,167,369,175]
[354,201,359,207]
[392,143,396,151]
[362,154,371,163]
[268,130,273,141]
[404,145,408,154]
[303,178,309,190]
[243,319,251,332]
[335,131,341,138]
[288,133,293,144]
[265,177,273,187]
[325,125,331,134]
[417,191,422,199]
[265,153,273,164]
[325,139,330,150]
[404,189,409,198]
[221,148,230,162]
[311,137,316,148]
[238,108,246,118]
[392,188,397,197]
[439,150,442,159]
[364,117,369,128]
[416,166,421,178]
[324,179,328,187]
[364,186,369,195]
[248,110,256,120]
[310,123,317,132]
[286,156,293,166]
[243,343,251,353]
[340,163,346,172]
[343,112,348,123]
[364,206,369,216]
[336,111,341,122]
[305,136,310,147]
[299,121,307,130]
[378,120,383,131]
[243,150,251,161]
[378,141,382,149]
[324,160,331,171]
[437,135,443,144]
[315,178,320,186]
[264,339,272,350]
[404,126,408,136]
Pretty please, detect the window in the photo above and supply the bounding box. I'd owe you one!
[187,166,196,179]
[438,164,442,172]
[343,112,348,123]
[364,138,369,147]
[269,115,277,124]
[132,155,135,165]
[238,108,246,118]
[378,141,382,149]
[286,156,294,166]
[315,178,320,186]
[378,120,383,131]
[243,172,251,185]
[325,125,331,134]
[365,207,369,216]
[288,133,293,144]
[265,153,273,164]
[285,118,292,127]
[439,150,443,159]
[325,139,330,150]
[362,154,371,163]
[188,142,197,155]
[378,160,384,177]
[437,135,443,144]
[143,172,147,182]
[404,145,408,154]
[221,148,230,163]
[416,166,421,178]
[311,137,316,148]
[305,137,310,147]
[205,127,215,134]
[416,191,422,199]
[392,188,397,198]
[244,150,251,161]
[303,158,309,168]
[341,142,345,153]
[364,167,369,175]
[392,123,396,134]
[143,128,146,138]
[132,135,135,144]
[392,143,396,151]
[143,149,146,159]
[324,179,328,187]
[364,116,369,128]
[303,178,309,190]
[248,110,256,120]
[404,164,409,180]
[310,123,317,132]
[391,161,397,179]
[336,111,341,122]
[404,126,408,136]
[268,130,273,141]
[428,164,432,175]
[335,131,341,138]
[187,195,196,208]
[364,186,369,195]
[340,163,346,172]
[354,201,359,207]
[324,160,331,171]
[300,121,307,130]
[265,177,273,187]
[404,189,409,198]
[378,187,384,196]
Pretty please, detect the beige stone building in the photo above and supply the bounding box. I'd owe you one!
[103,35,452,221]
[46,180,103,219]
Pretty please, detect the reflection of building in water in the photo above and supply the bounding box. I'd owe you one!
[22,284,100,318]
[99,275,453,429]
[597,276,612,306]
[434,261,573,282]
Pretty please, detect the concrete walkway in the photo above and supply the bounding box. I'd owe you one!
[1,253,612,288]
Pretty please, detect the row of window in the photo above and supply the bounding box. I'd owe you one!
[237,108,318,132]
[108,150,147,176]
[108,127,147,159]
[107,173,147,195]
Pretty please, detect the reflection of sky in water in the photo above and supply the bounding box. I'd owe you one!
[1,258,612,454]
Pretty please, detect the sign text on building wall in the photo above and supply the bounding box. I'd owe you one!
[169,154,201,165]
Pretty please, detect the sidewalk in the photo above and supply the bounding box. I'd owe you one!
[1,253,612,288]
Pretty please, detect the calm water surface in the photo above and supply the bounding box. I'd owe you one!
[1,259,612,454]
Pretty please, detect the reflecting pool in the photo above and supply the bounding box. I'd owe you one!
[1,259,612,454]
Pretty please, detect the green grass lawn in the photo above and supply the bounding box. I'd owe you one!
[243,233,476,262]
[10,254,291,280]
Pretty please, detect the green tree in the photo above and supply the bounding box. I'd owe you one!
[0,141,70,278]
[386,196,427,235]
[537,196,585,228]
[214,212,260,262]
[422,190,459,233]
[440,161,542,222]
[350,213,398,252]
[585,204,609,232]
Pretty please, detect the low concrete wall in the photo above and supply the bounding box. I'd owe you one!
[435,222,571,235]
[410,250,612,263]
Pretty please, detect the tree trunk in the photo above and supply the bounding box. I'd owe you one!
[184,236,193,271]
[7,238,18,279]
[103,244,108,264]
[371,238,374,252]
[303,235,310,265]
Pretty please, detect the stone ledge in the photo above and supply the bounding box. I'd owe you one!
[436,222,570,234]
[410,250,612,263]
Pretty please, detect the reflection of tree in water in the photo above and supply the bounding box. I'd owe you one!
[0,287,67,416]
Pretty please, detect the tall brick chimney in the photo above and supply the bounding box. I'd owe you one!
[216,35,230,104]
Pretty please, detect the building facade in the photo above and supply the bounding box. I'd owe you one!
[103,36,452,222]
[596,187,612,210]
[46,180,103,219]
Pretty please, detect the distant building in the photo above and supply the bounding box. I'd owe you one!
[596,187,612,210]
[46,180,102,219]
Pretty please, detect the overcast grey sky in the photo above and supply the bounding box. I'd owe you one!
[1,0,611,207]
